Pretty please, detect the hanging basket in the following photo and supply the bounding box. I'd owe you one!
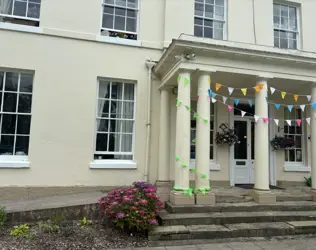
[270,136,296,151]
[215,123,238,146]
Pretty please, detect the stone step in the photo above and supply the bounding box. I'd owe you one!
[160,210,316,226]
[165,201,316,213]
[149,221,316,242]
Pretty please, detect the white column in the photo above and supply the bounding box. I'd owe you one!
[195,73,210,190]
[174,71,191,190]
[254,77,270,191]
[311,85,316,190]
[158,88,170,181]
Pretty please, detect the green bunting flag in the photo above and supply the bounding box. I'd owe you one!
[200,188,206,196]
[185,105,190,110]
[194,113,199,119]
[192,139,196,143]
[177,75,181,83]
[182,162,188,168]
[176,99,182,107]
[191,168,196,173]
[175,156,180,161]
[203,118,208,124]
[201,173,207,179]
[184,77,190,86]
[188,189,193,197]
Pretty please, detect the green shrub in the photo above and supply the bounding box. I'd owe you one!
[38,220,60,234]
[10,224,34,239]
[305,176,312,187]
[79,217,92,228]
[0,206,7,228]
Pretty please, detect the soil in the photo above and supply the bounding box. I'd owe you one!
[0,221,148,250]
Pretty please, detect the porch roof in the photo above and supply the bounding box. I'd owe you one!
[154,34,316,88]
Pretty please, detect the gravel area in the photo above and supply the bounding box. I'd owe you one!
[0,221,148,250]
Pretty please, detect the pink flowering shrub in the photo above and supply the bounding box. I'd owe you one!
[99,182,164,231]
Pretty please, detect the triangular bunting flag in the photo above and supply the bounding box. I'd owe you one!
[211,93,217,98]
[306,117,311,125]
[248,100,253,107]
[274,119,279,126]
[203,118,208,124]
[177,75,181,83]
[274,104,281,110]
[208,89,211,97]
[254,115,260,122]
[300,105,305,112]
[234,99,239,106]
[222,96,227,104]
[307,95,312,102]
[263,117,269,123]
[194,113,199,119]
[241,88,247,96]
[241,111,246,117]
[185,105,190,110]
[281,92,286,99]
[176,99,182,107]
[211,98,217,103]
[286,120,291,126]
[270,87,275,95]
[175,156,180,161]
[294,95,299,102]
[228,105,233,111]
[296,119,302,127]
[196,95,200,102]
[312,103,316,110]
[208,77,211,85]
[287,105,293,112]
[207,96,210,102]
[184,77,190,86]
[265,96,268,102]
[215,83,221,91]
[228,87,234,95]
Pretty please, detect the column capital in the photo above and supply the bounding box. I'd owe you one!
[256,75,274,82]
[196,68,216,76]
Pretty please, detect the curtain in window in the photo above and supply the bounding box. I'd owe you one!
[0,0,12,20]
[97,83,108,130]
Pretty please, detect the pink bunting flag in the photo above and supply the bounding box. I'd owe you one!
[228,105,233,111]
[263,117,269,123]
[196,96,200,102]
[207,96,210,102]
[296,119,302,127]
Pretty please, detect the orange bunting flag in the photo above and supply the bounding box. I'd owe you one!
[254,83,264,93]
[215,83,222,91]
[241,88,247,96]
[294,95,299,102]
[281,92,286,99]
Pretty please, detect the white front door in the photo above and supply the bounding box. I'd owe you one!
[234,118,255,184]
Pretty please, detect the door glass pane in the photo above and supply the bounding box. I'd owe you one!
[234,121,247,159]
[251,121,255,160]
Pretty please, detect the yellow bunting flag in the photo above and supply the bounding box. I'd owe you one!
[281,92,286,99]
[241,88,247,96]
[215,83,221,91]
[294,95,299,102]
[208,77,211,85]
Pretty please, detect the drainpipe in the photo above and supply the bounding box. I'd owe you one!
[144,59,156,182]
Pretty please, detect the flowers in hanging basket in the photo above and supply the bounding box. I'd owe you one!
[215,123,238,146]
[270,136,296,151]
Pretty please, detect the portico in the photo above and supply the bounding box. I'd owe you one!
[154,35,316,205]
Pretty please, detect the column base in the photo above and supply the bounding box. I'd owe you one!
[169,190,195,205]
[196,192,216,205]
[155,181,173,203]
[251,190,276,204]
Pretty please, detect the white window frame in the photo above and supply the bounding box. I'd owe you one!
[194,0,227,40]
[190,102,219,171]
[0,0,41,22]
[90,78,137,169]
[273,1,300,50]
[100,0,140,40]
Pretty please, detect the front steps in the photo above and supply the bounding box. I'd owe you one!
[149,201,316,246]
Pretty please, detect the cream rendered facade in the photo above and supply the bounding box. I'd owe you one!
[1,0,316,200]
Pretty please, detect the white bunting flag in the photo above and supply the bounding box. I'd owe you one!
[307,95,312,102]
[222,96,227,104]
[254,115,260,122]
[212,98,217,103]
[274,119,279,126]
[300,105,305,112]
[241,111,246,117]
[306,117,311,125]
[286,120,291,126]
[228,87,234,95]
[270,87,276,95]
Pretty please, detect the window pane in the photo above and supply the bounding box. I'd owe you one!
[205,5,214,18]
[116,0,126,7]
[0,135,14,155]
[296,149,302,162]
[281,5,288,17]
[3,93,17,112]
[285,150,288,161]
[194,25,203,37]
[289,7,296,19]
[13,1,27,17]
[215,0,224,6]
[289,149,295,161]
[0,0,12,14]
[124,83,134,100]
[126,18,136,32]
[204,19,213,27]
[127,9,136,17]
[17,115,31,134]
[96,133,108,151]
[122,102,134,119]
[127,0,137,8]
[296,125,302,134]
[20,74,33,93]
[27,3,40,18]
[5,72,18,91]
[103,14,114,29]
[215,6,224,19]
[115,7,125,16]
[111,82,123,99]
[289,18,297,31]
[274,37,279,47]
[15,136,29,155]
[97,99,109,118]
[195,3,204,16]
[214,28,223,39]
[108,133,120,152]
[295,135,302,148]
[121,120,133,133]
[104,0,115,5]
[273,16,280,27]
[205,0,214,4]
[210,146,213,159]
[214,21,223,29]
[273,4,280,15]
[18,94,32,113]
[204,27,213,38]
[1,114,16,134]
[114,15,125,30]
[289,39,297,49]
[110,100,122,118]
[0,72,3,90]
[280,38,288,48]
[99,81,110,98]
[96,119,108,132]
[121,134,132,152]
[104,6,114,14]
[195,17,203,25]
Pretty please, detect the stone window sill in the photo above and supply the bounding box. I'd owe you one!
[284,164,311,172]
[0,159,30,169]
[89,160,137,169]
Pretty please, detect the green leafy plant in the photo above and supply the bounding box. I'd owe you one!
[10,224,34,239]
[0,206,7,228]
[79,217,92,228]
[38,220,60,234]
[305,176,312,187]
